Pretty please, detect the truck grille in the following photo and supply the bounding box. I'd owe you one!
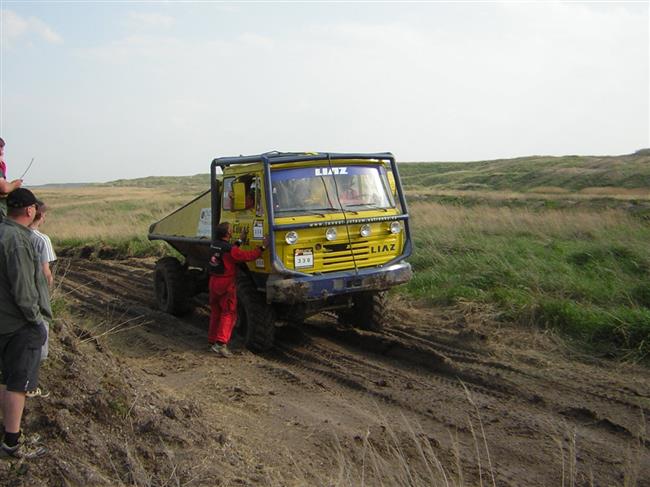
[322,241,370,266]
[282,235,401,273]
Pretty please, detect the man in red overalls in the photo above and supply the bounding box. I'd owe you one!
[208,222,268,357]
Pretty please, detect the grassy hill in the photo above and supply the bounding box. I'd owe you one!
[103,173,209,190]
[98,151,650,194]
[398,150,650,191]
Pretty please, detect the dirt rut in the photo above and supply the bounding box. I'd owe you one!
[54,257,649,486]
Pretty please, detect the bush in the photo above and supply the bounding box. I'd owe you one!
[532,299,650,358]
[54,237,175,260]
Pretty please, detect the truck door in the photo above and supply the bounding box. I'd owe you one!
[224,174,264,246]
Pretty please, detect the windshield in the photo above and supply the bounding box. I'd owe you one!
[271,165,395,215]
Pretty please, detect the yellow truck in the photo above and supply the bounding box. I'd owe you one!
[148,152,413,350]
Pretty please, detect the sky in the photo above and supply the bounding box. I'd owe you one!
[0,1,648,185]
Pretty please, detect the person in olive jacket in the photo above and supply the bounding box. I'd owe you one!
[0,188,50,459]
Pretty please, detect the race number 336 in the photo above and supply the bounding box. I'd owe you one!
[294,248,314,269]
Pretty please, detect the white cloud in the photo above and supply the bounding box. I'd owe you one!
[1,9,63,46]
[127,12,175,29]
[2,9,28,39]
[29,17,63,44]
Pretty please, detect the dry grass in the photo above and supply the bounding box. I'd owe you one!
[34,184,649,242]
[406,187,650,202]
[34,186,199,241]
[409,202,641,239]
[527,186,571,194]
[579,187,650,197]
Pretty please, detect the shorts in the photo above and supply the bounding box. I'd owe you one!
[0,324,47,392]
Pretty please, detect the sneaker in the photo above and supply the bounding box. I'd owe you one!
[19,432,42,446]
[0,440,47,459]
[210,343,232,357]
[0,431,40,445]
[26,387,50,399]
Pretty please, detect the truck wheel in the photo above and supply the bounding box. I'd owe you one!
[235,276,275,351]
[187,268,208,297]
[154,257,191,316]
[337,291,390,332]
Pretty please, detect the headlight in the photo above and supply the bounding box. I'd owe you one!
[325,227,337,241]
[389,221,402,234]
[360,224,372,238]
[285,231,299,245]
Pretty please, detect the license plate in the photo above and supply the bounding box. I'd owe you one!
[294,248,314,269]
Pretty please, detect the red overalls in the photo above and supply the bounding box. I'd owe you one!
[208,242,262,345]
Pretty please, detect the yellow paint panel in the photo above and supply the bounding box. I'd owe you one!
[151,190,212,238]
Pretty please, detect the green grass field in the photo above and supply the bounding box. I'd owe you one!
[407,203,650,359]
[397,151,650,360]
[37,151,650,360]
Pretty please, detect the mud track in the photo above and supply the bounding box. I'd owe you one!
[57,257,650,485]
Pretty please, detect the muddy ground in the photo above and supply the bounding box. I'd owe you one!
[3,257,649,486]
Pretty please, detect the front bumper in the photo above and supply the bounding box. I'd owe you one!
[265,262,413,304]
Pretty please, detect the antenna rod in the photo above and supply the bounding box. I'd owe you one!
[20,157,35,180]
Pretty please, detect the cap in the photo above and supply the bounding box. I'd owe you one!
[6,188,37,208]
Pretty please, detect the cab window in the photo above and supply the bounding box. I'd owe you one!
[222,178,234,211]
[227,174,257,212]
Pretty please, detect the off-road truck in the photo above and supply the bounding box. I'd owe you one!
[148,151,413,350]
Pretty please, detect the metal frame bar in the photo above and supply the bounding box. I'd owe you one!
[273,213,409,232]
[212,151,395,169]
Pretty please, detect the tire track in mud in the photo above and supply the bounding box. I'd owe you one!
[260,342,484,448]
[59,258,650,466]
[61,258,647,437]
[57,260,207,356]
[60,261,153,300]
[300,322,524,399]
[387,324,650,420]
[268,326,523,441]
[60,259,517,446]
[266,329,648,485]
[296,319,647,443]
[275,331,514,405]
[386,324,650,439]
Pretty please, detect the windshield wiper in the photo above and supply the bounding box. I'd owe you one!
[344,203,389,212]
[309,207,342,212]
[304,207,343,216]
[276,207,342,217]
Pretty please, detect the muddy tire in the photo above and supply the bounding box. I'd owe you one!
[337,291,390,332]
[235,276,275,351]
[187,268,208,297]
[154,257,191,316]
